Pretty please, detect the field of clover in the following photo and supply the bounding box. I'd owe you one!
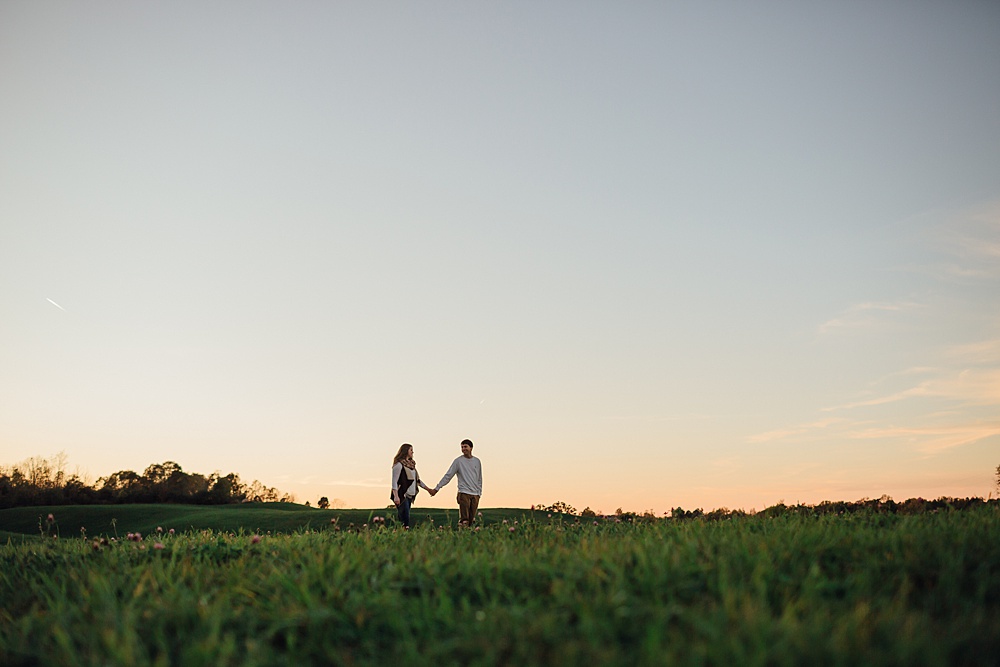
[2,504,999,666]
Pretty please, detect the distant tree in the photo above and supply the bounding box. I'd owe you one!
[244,479,291,503]
[317,496,330,509]
[97,470,143,502]
[61,475,97,504]
[141,461,188,502]
[0,472,13,508]
[995,464,999,494]
[669,507,703,520]
[0,454,291,507]
[206,472,246,504]
[161,465,207,502]
[535,501,577,515]
[580,507,596,517]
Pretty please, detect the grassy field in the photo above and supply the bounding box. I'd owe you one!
[2,504,998,666]
[0,502,535,541]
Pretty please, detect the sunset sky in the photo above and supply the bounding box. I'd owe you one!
[2,2,998,515]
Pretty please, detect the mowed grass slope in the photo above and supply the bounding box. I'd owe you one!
[2,505,998,666]
[0,503,543,540]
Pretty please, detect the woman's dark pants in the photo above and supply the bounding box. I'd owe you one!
[397,495,412,528]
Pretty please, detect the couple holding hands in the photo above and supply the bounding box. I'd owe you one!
[391,439,483,528]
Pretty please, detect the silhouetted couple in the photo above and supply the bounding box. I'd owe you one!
[390,439,483,528]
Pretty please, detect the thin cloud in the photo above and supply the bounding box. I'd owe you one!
[947,338,1000,365]
[325,478,385,488]
[823,382,935,411]
[748,428,803,444]
[926,202,1000,282]
[947,204,1000,259]
[825,368,1000,412]
[849,422,1000,454]
[751,408,1000,456]
[818,301,924,335]
[748,418,844,444]
[604,413,729,422]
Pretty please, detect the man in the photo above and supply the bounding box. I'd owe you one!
[434,439,483,526]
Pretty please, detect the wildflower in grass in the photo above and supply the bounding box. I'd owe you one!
[251,535,262,544]
[92,540,101,551]
[47,513,55,523]
[509,527,515,532]
[168,528,175,535]
[156,526,163,534]
[153,542,165,550]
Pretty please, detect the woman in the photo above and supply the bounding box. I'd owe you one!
[391,443,436,528]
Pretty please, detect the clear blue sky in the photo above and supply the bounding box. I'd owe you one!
[2,2,998,513]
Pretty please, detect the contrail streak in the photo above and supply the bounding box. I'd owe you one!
[46,298,66,311]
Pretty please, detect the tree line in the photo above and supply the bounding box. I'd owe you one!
[0,454,293,508]
[533,494,997,522]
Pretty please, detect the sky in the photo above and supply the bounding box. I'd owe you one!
[2,2,999,515]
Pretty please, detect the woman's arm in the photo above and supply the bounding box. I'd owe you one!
[415,470,437,495]
[391,462,402,504]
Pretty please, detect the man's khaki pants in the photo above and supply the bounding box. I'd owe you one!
[457,492,480,525]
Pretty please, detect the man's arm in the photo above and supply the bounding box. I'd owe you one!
[435,459,459,491]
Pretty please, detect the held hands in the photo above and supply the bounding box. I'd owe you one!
[428,488,438,497]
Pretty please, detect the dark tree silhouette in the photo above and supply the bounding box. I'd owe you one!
[0,454,288,508]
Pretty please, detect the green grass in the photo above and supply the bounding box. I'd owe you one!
[0,503,540,539]
[2,506,998,666]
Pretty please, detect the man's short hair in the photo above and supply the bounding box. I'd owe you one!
[461,439,473,448]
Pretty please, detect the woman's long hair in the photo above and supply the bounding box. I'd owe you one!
[393,443,413,465]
